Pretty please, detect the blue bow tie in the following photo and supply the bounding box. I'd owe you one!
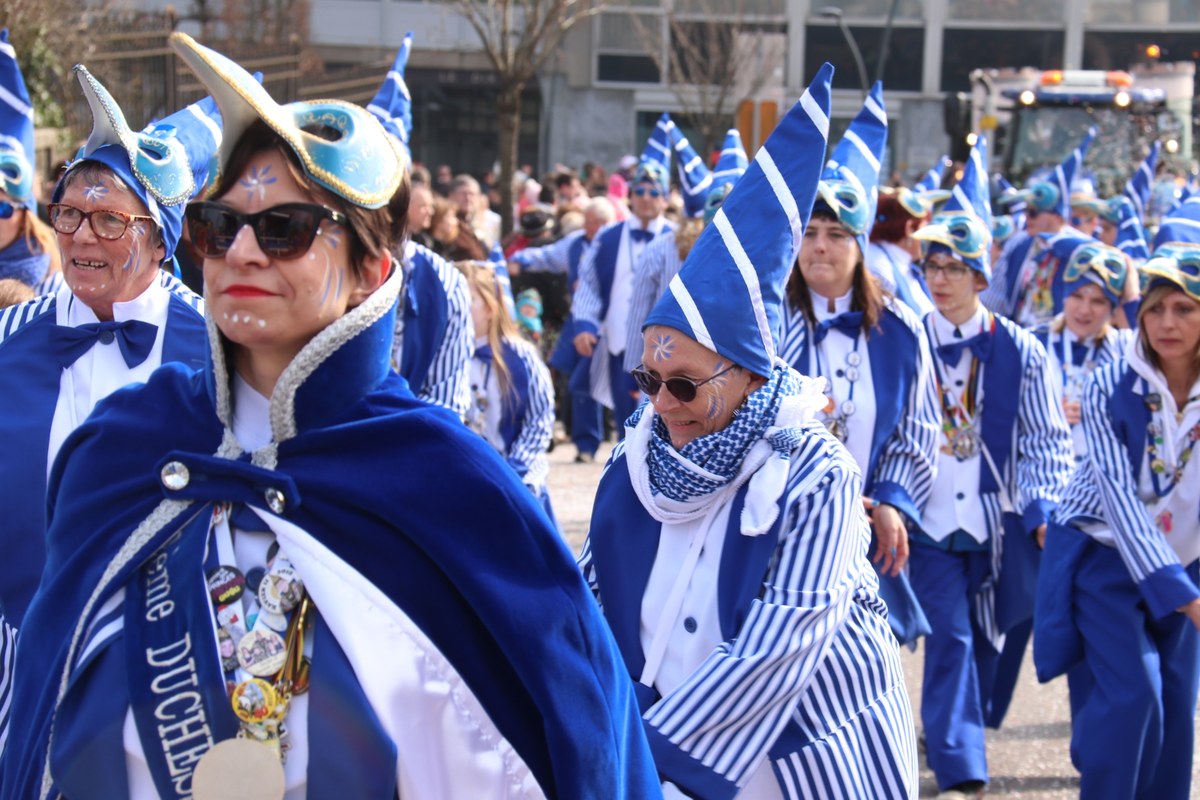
[49,319,158,369]
[474,344,493,363]
[936,330,992,368]
[813,311,864,344]
[630,228,655,244]
[1068,340,1092,367]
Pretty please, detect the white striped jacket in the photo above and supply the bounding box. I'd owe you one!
[1056,360,1200,617]
[498,337,556,491]
[623,231,683,372]
[579,426,918,798]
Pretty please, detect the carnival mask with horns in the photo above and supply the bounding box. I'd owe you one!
[1064,241,1128,301]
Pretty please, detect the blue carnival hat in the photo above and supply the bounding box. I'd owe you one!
[992,214,1016,244]
[366,32,413,156]
[0,29,34,208]
[516,287,543,335]
[995,174,1026,232]
[1102,196,1150,261]
[1041,235,1127,307]
[912,135,993,283]
[895,154,950,218]
[1153,196,1200,251]
[1123,140,1160,223]
[1004,128,1094,217]
[1069,174,1105,218]
[704,128,748,223]
[487,243,517,321]
[53,65,223,261]
[816,80,886,254]
[643,63,833,377]
[1142,242,1200,304]
[170,32,404,209]
[634,113,672,194]
[670,124,712,218]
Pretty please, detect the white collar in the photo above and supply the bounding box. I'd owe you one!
[64,273,166,326]
[1126,337,1200,409]
[809,287,853,322]
[930,301,987,343]
[231,373,273,453]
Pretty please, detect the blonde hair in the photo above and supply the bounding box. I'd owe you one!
[455,261,520,411]
[0,278,35,309]
[19,209,61,281]
[675,217,704,262]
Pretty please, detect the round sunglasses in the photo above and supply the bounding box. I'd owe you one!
[186,201,348,260]
[631,363,736,402]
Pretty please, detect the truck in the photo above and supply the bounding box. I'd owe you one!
[944,62,1194,198]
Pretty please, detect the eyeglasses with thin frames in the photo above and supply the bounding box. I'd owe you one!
[48,204,155,241]
[921,260,973,281]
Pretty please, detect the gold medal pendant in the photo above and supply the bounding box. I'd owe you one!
[192,739,286,800]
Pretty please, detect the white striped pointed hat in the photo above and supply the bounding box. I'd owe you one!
[705,128,749,221]
[636,112,673,193]
[670,124,712,218]
[367,32,413,155]
[642,63,833,377]
[1122,140,1159,223]
[816,80,887,254]
[1004,128,1094,217]
[895,154,950,218]
[913,135,994,282]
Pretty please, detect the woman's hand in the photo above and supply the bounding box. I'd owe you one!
[867,500,909,576]
[1062,398,1082,426]
[1179,598,1200,631]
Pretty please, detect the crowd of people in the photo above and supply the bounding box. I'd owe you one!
[0,22,1198,800]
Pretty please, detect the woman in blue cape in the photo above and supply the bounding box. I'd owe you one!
[1035,202,1200,800]
[0,33,655,800]
[579,65,918,800]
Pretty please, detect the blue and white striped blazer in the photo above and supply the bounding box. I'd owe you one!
[1055,360,1200,618]
[778,297,940,526]
[579,426,918,799]
[492,337,555,492]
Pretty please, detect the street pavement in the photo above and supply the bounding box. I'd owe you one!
[546,434,1200,798]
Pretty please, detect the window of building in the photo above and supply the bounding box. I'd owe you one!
[596,10,662,84]
[946,0,1064,22]
[941,28,1065,92]
[1085,0,1200,25]
[803,24,924,92]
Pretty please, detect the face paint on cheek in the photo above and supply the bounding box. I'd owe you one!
[704,360,731,421]
[318,251,336,309]
[121,222,148,273]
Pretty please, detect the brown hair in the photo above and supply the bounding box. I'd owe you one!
[1138,282,1200,378]
[455,261,518,410]
[209,119,409,281]
[675,217,704,262]
[787,211,887,334]
[870,194,923,245]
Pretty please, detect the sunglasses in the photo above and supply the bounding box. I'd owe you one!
[49,203,155,240]
[186,201,349,260]
[633,186,663,198]
[631,363,736,402]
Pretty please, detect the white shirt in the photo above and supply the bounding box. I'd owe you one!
[923,305,990,544]
[807,289,876,474]
[606,217,665,356]
[47,278,172,479]
[468,336,505,453]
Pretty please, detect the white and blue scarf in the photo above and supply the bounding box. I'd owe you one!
[625,363,826,536]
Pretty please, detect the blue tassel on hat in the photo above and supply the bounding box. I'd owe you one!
[816,80,886,255]
[488,243,517,321]
[634,112,672,194]
[53,65,223,261]
[367,32,413,156]
[0,29,35,207]
[1123,140,1159,223]
[913,135,993,283]
[642,63,834,377]
[670,124,712,219]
